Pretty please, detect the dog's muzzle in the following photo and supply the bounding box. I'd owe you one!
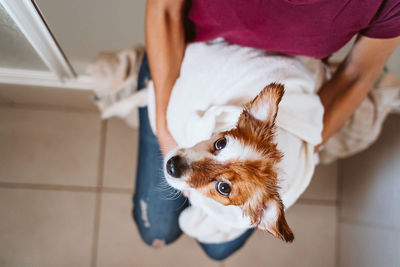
[166,155,187,178]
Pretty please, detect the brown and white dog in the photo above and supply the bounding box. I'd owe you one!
[164,83,294,242]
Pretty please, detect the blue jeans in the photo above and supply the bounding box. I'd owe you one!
[132,55,253,261]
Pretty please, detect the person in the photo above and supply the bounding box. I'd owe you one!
[133,0,400,260]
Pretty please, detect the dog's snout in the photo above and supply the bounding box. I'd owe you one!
[166,155,187,178]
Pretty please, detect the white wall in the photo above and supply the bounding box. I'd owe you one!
[35,0,146,74]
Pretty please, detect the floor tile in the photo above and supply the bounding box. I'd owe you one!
[103,118,138,189]
[387,46,400,77]
[339,115,400,228]
[97,193,219,267]
[301,161,338,201]
[0,83,97,111]
[0,107,101,186]
[225,203,337,267]
[0,188,96,267]
[338,222,400,267]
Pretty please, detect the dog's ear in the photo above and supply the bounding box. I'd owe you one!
[246,83,284,126]
[257,198,294,242]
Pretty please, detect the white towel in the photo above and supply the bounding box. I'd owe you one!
[144,40,325,243]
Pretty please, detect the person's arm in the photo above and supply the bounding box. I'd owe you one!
[145,0,187,155]
[317,35,400,149]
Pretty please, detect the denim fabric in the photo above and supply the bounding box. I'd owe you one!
[132,55,254,260]
[132,55,188,246]
[197,228,254,261]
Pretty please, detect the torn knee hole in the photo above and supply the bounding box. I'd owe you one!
[152,239,165,248]
[140,200,150,227]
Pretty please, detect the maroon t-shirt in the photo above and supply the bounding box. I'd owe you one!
[188,0,400,59]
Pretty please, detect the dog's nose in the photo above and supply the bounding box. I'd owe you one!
[166,155,186,178]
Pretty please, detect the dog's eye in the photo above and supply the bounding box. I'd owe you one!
[214,137,227,151]
[216,181,231,196]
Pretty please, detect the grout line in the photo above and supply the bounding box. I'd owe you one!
[96,119,108,189]
[334,160,344,267]
[90,119,108,267]
[101,187,134,194]
[91,192,102,267]
[0,181,134,194]
[0,181,97,192]
[0,102,99,114]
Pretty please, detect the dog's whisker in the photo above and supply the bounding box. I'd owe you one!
[155,180,184,201]
[160,190,183,201]
[159,187,178,195]
[175,197,188,211]
[155,179,175,191]
[155,183,172,190]
[156,187,177,195]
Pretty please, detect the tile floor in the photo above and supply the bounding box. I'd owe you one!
[338,115,400,267]
[0,87,338,267]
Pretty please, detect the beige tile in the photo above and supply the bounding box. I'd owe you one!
[97,193,219,267]
[0,187,96,267]
[0,107,101,186]
[0,83,98,111]
[301,162,338,201]
[387,46,400,77]
[225,204,337,267]
[339,115,400,228]
[103,118,138,189]
[339,223,400,267]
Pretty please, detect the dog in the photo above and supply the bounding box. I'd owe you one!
[164,83,294,243]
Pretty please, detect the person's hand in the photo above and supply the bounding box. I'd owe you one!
[157,125,178,157]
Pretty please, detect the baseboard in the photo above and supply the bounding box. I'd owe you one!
[0,67,93,90]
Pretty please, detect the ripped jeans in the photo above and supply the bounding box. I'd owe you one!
[132,55,253,261]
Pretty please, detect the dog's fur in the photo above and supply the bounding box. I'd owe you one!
[164,83,294,242]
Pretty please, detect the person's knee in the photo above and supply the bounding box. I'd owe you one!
[199,229,253,261]
[135,227,168,249]
[134,222,182,248]
[132,201,182,248]
[200,244,235,261]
